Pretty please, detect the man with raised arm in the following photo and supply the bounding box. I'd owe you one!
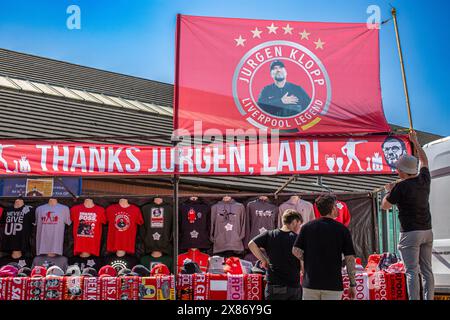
[382,130,434,300]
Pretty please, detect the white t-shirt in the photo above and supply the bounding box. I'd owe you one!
[35,203,71,255]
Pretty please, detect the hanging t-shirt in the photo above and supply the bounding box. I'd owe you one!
[0,256,33,269]
[0,205,35,252]
[210,200,246,254]
[68,256,104,272]
[313,200,351,227]
[32,255,69,271]
[278,197,315,228]
[177,249,210,273]
[103,254,139,272]
[106,204,144,254]
[244,199,279,249]
[70,204,106,256]
[140,254,173,271]
[35,203,71,256]
[140,202,173,255]
[179,199,212,250]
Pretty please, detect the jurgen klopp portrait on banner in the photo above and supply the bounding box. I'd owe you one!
[382,137,407,171]
[257,60,311,117]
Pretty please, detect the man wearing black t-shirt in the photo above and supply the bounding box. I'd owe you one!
[257,60,311,117]
[382,130,434,300]
[248,209,303,300]
[293,194,356,300]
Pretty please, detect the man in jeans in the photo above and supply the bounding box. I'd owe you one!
[292,194,356,300]
[382,130,434,300]
[248,209,303,300]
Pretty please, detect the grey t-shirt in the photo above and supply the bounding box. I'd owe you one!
[32,255,68,272]
[35,203,71,255]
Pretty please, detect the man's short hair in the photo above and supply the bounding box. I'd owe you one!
[315,194,337,216]
[382,137,406,153]
[282,209,303,225]
[270,60,285,71]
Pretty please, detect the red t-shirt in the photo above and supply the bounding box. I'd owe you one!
[0,207,3,219]
[178,249,210,273]
[313,200,351,227]
[106,204,144,254]
[70,204,106,256]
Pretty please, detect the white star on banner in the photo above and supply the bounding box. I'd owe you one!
[259,227,267,234]
[282,24,294,34]
[266,23,278,34]
[314,38,325,49]
[299,29,310,40]
[87,259,95,267]
[251,27,263,38]
[18,260,27,268]
[225,223,233,231]
[234,35,246,46]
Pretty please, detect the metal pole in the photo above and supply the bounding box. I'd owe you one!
[172,13,182,282]
[274,175,298,199]
[392,7,414,130]
[173,173,179,276]
[392,208,398,253]
[172,139,181,278]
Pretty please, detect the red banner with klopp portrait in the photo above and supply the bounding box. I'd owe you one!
[174,15,390,136]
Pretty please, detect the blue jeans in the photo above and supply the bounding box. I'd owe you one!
[398,230,435,300]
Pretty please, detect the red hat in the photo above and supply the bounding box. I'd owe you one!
[365,254,381,272]
[0,265,18,277]
[150,263,170,276]
[98,265,117,278]
[224,257,243,275]
[31,266,47,278]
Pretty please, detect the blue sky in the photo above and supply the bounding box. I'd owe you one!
[0,0,449,136]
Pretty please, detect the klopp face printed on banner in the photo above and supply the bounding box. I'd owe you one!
[257,60,311,118]
[382,137,407,170]
[271,64,287,82]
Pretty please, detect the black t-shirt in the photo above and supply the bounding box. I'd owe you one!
[386,167,432,232]
[103,254,138,272]
[257,82,311,117]
[0,256,33,269]
[252,229,300,288]
[294,217,355,291]
[0,205,35,253]
[68,256,104,272]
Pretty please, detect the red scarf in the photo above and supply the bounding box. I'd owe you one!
[100,277,119,300]
[227,274,244,300]
[193,273,210,300]
[245,274,263,300]
[157,275,175,300]
[8,277,28,300]
[118,276,139,300]
[83,277,101,300]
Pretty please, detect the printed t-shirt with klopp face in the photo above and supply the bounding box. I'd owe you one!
[70,204,106,256]
[106,204,144,254]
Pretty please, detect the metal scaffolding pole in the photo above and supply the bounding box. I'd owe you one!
[392,7,414,130]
